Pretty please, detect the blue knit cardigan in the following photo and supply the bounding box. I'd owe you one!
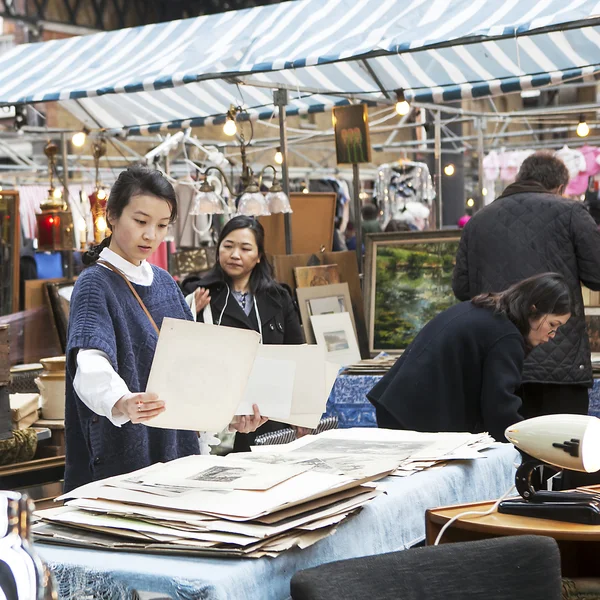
[64,263,200,492]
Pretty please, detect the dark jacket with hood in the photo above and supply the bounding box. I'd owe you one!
[181,270,304,451]
[452,181,600,387]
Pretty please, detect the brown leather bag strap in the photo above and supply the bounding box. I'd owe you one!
[97,259,160,335]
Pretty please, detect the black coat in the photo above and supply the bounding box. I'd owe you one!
[453,182,600,387]
[181,271,305,451]
[367,302,525,442]
[181,271,305,345]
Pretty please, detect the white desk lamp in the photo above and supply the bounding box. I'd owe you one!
[499,415,600,523]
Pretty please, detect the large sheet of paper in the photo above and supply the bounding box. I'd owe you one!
[145,318,260,432]
[235,348,295,420]
[277,344,330,429]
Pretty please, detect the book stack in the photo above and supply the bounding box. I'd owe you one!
[10,393,40,430]
[0,325,12,440]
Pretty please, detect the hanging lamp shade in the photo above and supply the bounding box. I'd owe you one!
[265,176,292,214]
[190,179,228,215]
[237,178,270,216]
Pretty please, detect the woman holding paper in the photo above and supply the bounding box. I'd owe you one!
[367,273,572,442]
[181,215,305,451]
[64,167,266,492]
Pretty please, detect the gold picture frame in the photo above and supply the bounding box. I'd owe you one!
[363,230,462,355]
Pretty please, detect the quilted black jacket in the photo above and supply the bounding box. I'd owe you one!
[452,182,600,386]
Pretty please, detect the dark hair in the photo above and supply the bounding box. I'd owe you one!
[515,152,569,192]
[214,215,277,295]
[361,203,379,221]
[471,272,572,337]
[82,166,177,265]
[384,219,411,233]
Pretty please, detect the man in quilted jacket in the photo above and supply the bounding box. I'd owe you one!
[453,152,600,421]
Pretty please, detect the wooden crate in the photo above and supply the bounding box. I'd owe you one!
[0,325,8,384]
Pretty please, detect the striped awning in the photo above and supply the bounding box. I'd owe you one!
[0,0,597,131]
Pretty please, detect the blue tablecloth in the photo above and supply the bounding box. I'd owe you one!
[38,445,518,600]
[327,374,600,429]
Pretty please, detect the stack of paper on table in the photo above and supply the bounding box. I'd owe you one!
[248,427,498,478]
[33,453,389,558]
[34,429,497,557]
[145,318,337,432]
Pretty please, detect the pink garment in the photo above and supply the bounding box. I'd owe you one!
[147,241,169,270]
[565,146,600,196]
[458,214,471,228]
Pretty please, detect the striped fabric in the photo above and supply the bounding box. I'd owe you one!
[0,0,597,131]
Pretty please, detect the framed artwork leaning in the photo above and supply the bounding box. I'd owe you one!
[296,283,356,344]
[363,230,462,355]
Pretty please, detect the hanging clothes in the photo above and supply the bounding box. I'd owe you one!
[375,161,434,227]
[565,145,600,196]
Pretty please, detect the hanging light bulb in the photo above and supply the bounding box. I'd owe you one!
[72,130,87,147]
[223,118,237,136]
[466,198,475,208]
[444,164,455,176]
[52,187,63,199]
[266,176,292,214]
[274,147,283,165]
[482,187,488,197]
[395,89,410,116]
[577,115,590,137]
[96,188,107,200]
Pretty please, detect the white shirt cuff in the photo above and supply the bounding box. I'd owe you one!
[74,349,131,427]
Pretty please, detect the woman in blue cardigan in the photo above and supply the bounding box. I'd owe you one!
[64,167,266,492]
[368,273,572,442]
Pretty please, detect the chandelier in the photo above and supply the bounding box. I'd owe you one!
[190,105,292,218]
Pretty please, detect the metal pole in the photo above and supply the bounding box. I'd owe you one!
[60,132,69,201]
[476,117,485,212]
[352,162,362,273]
[434,111,442,229]
[274,89,292,254]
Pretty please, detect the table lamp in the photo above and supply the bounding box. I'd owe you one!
[499,415,600,524]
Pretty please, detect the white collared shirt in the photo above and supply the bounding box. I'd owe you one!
[73,249,153,427]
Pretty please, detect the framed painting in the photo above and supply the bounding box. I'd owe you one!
[364,230,462,355]
[296,283,356,344]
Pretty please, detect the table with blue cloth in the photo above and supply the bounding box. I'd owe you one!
[326,374,600,428]
[38,445,518,600]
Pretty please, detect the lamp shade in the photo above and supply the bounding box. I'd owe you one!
[266,190,292,214]
[505,415,600,473]
[190,191,227,215]
[237,191,270,216]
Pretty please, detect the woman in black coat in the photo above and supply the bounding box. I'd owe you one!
[181,216,305,451]
[368,273,572,442]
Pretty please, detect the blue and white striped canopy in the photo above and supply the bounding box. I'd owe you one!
[0,0,597,131]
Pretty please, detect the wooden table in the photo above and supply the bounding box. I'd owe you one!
[426,498,600,577]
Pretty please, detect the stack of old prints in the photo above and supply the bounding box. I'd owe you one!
[33,429,495,558]
[341,354,399,375]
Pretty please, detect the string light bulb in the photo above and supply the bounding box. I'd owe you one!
[223,119,237,136]
[72,131,87,147]
[395,89,410,116]
[466,198,475,208]
[52,187,62,199]
[577,115,590,138]
[444,164,455,176]
[274,147,283,165]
